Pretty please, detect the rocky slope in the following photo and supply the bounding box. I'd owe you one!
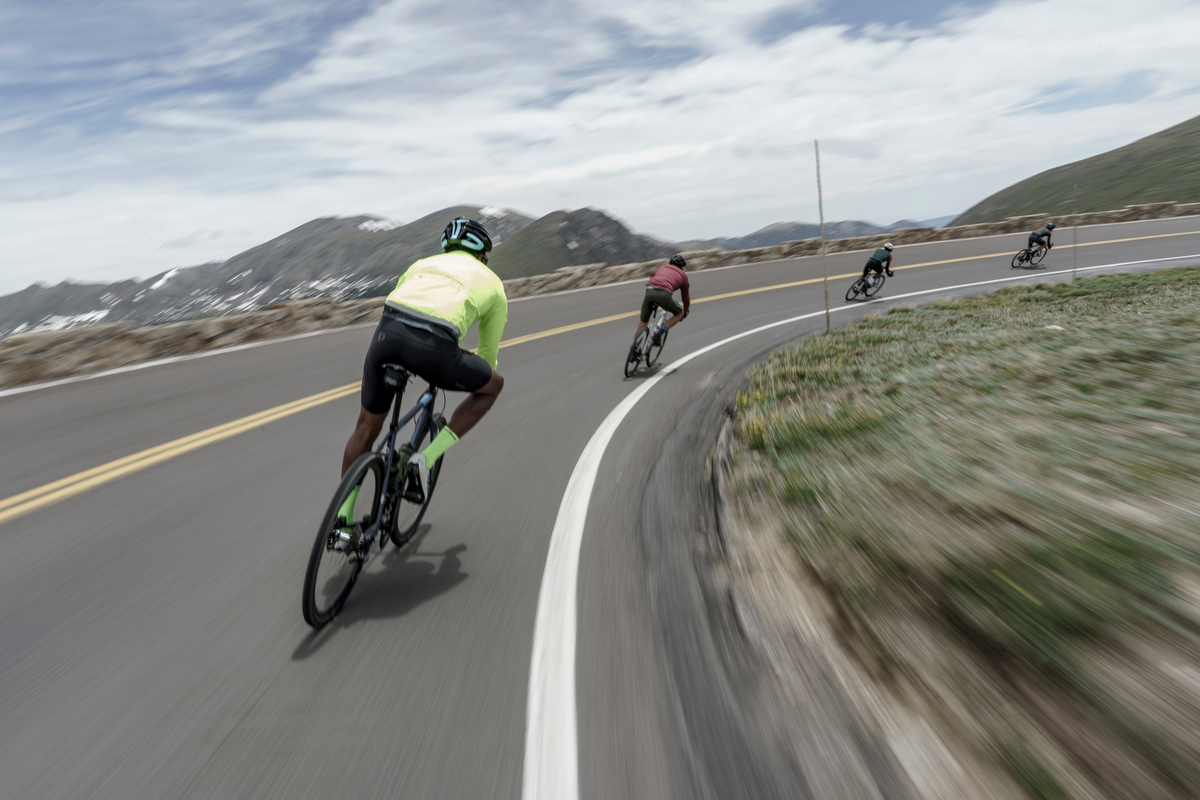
[486,207,676,280]
[0,206,534,339]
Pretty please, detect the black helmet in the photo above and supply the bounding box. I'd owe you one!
[441,217,493,261]
[669,254,686,268]
[1046,222,1056,230]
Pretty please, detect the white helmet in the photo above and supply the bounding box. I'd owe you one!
[883,242,894,251]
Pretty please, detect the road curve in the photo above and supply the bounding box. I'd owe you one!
[2,216,1199,799]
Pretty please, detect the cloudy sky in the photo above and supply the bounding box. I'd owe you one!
[1,0,1198,295]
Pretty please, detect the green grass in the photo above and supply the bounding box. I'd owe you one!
[953,113,1200,224]
[736,267,1200,798]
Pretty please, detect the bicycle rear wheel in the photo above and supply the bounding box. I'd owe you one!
[624,329,649,377]
[1012,250,1028,268]
[845,280,863,302]
[303,452,383,628]
[390,414,446,547]
[864,273,885,297]
[1030,247,1048,265]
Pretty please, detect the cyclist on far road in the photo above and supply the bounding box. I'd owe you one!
[862,242,895,287]
[1029,222,1056,254]
[632,255,690,357]
[337,217,507,519]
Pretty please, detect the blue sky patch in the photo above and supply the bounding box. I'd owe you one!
[1021,70,1161,114]
[752,0,997,44]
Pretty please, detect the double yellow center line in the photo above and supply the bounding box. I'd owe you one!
[2,226,1198,525]
[0,385,359,526]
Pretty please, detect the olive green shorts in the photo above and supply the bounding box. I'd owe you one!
[640,287,682,323]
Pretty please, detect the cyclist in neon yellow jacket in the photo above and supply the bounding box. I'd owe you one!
[339,217,507,511]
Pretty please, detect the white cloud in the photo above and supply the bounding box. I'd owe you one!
[1,0,1198,294]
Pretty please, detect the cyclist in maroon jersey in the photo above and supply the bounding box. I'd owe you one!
[631,255,690,357]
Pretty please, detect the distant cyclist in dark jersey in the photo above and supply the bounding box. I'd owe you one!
[633,254,690,355]
[337,217,507,520]
[862,242,895,285]
[1029,222,1055,253]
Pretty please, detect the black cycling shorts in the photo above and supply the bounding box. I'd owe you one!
[361,316,492,414]
[864,257,886,274]
[640,286,682,323]
[1029,234,1046,247]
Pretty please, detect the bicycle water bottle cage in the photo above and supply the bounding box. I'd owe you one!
[382,364,410,389]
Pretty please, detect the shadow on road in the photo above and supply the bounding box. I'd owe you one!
[291,525,469,660]
[623,363,679,382]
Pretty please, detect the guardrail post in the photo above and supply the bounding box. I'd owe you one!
[815,140,830,332]
[1072,183,1079,281]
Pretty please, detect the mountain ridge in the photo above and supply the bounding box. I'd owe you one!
[0,207,953,338]
[953,113,1200,225]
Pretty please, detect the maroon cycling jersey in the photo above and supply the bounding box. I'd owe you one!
[647,263,690,311]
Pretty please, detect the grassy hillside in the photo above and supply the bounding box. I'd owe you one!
[954,113,1200,225]
[736,267,1200,800]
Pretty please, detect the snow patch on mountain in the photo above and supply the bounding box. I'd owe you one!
[150,269,179,290]
[31,310,110,332]
[359,218,401,232]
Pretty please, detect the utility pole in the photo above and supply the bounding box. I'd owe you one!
[815,140,830,332]
[1072,183,1079,281]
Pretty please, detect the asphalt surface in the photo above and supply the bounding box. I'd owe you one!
[2,216,1199,799]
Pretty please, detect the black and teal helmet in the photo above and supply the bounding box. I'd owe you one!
[441,217,493,261]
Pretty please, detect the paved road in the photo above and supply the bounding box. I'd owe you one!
[2,217,1198,799]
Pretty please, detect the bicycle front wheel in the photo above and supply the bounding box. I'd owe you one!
[864,273,885,297]
[303,452,383,628]
[390,415,446,547]
[1031,247,1048,265]
[624,329,649,377]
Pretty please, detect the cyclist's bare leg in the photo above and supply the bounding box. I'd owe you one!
[663,310,684,330]
[447,368,504,438]
[342,407,387,475]
[633,321,648,338]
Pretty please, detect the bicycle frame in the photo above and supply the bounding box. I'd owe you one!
[377,376,439,499]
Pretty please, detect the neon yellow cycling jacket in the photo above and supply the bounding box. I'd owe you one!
[385,250,509,369]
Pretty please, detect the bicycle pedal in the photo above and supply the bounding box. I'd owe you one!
[402,467,426,504]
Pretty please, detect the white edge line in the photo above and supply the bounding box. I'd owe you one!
[0,323,377,400]
[521,250,1200,800]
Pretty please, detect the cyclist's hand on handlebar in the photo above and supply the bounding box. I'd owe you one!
[682,309,689,319]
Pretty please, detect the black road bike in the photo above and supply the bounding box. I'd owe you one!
[1012,243,1049,268]
[624,302,669,378]
[302,364,446,628]
[845,271,887,302]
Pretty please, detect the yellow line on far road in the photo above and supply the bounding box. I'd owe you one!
[4,225,1199,526]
